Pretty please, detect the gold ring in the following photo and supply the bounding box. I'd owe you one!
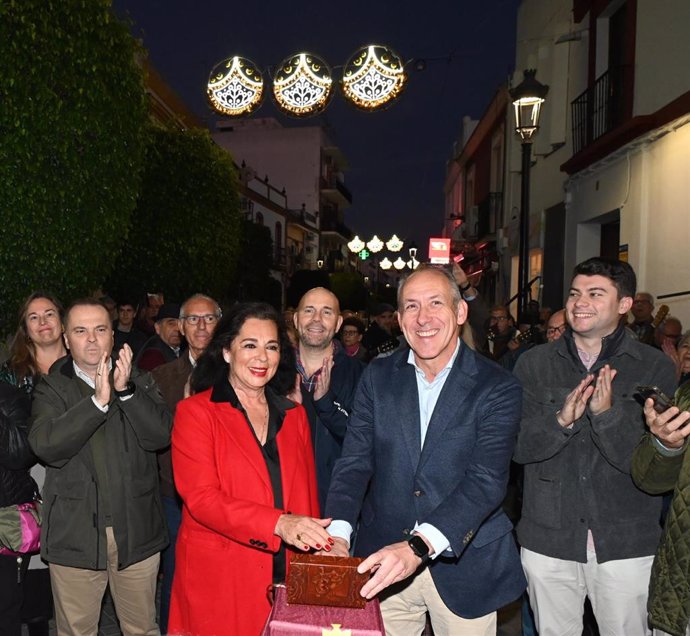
[296,533,301,542]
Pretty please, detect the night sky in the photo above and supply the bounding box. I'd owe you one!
[112,0,520,258]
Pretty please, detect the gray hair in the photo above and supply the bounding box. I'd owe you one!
[180,293,221,318]
[397,264,462,311]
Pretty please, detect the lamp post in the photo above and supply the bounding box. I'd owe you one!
[510,69,548,317]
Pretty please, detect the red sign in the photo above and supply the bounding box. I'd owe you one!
[428,238,451,264]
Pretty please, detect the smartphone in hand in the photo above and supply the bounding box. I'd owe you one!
[636,385,675,414]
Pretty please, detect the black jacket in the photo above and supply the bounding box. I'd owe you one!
[300,347,364,511]
[513,325,676,563]
[0,382,36,508]
[29,357,172,570]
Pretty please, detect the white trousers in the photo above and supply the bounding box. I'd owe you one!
[521,547,654,636]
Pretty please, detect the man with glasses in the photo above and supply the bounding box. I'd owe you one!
[487,305,518,361]
[655,316,683,349]
[629,291,656,345]
[545,309,567,343]
[340,317,368,361]
[151,293,221,633]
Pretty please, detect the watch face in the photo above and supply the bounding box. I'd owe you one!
[408,535,429,558]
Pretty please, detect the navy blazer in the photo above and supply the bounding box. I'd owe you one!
[325,341,526,618]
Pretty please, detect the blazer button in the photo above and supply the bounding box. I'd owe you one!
[261,542,267,548]
[413,490,423,497]
[249,539,256,545]
[403,528,410,535]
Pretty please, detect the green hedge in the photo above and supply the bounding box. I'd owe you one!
[106,126,242,303]
[0,0,148,333]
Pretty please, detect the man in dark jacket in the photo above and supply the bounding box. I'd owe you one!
[513,258,675,636]
[136,303,184,372]
[151,293,221,634]
[293,287,364,511]
[29,299,171,636]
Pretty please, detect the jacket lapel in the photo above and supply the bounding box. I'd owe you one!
[215,402,273,494]
[392,355,423,470]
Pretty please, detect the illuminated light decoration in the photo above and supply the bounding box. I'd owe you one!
[358,248,370,260]
[366,235,384,253]
[272,53,333,117]
[347,235,365,253]
[407,257,420,270]
[393,257,407,270]
[386,234,404,252]
[341,45,407,111]
[207,56,264,117]
[379,257,393,270]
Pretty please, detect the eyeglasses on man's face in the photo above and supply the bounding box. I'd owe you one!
[546,324,566,336]
[181,314,220,326]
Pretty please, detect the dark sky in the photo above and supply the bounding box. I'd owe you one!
[112,0,520,257]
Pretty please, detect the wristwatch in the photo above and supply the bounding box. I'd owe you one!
[114,382,136,399]
[407,534,430,565]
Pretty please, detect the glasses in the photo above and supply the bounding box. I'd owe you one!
[181,314,220,326]
[546,324,566,336]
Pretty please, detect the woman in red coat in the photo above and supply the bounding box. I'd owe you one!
[169,302,333,635]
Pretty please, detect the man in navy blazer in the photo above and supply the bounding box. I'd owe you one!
[325,265,525,635]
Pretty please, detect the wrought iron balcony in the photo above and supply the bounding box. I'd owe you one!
[571,65,630,154]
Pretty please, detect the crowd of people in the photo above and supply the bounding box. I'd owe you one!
[1,257,690,636]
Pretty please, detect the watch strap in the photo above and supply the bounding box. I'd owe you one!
[114,381,136,398]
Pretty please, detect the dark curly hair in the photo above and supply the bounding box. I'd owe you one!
[191,302,296,396]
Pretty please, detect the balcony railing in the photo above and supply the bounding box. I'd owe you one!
[320,175,353,205]
[287,208,318,229]
[571,65,630,154]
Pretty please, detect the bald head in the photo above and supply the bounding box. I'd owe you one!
[294,287,342,351]
[546,309,567,343]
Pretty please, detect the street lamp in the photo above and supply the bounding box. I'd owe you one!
[510,69,548,317]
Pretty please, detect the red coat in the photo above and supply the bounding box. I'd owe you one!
[168,388,320,635]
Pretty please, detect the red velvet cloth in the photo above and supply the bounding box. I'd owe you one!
[262,585,384,635]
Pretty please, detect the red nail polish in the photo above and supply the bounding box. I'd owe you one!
[328,538,335,545]
[303,545,309,551]
[324,545,331,552]
[315,544,322,549]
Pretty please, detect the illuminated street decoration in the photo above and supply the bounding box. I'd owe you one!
[341,45,407,110]
[379,257,393,270]
[207,56,264,117]
[386,234,404,252]
[393,257,407,270]
[347,235,365,253]
[272,53,333,117]
[366,235,384,253]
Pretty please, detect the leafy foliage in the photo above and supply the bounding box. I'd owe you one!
[231,220,282,308]
[0,0,148,333]
[107,126,242,303]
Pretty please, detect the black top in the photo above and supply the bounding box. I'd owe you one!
[211,378,286,584]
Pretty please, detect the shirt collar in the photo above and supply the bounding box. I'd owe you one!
[406,337,461,381]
